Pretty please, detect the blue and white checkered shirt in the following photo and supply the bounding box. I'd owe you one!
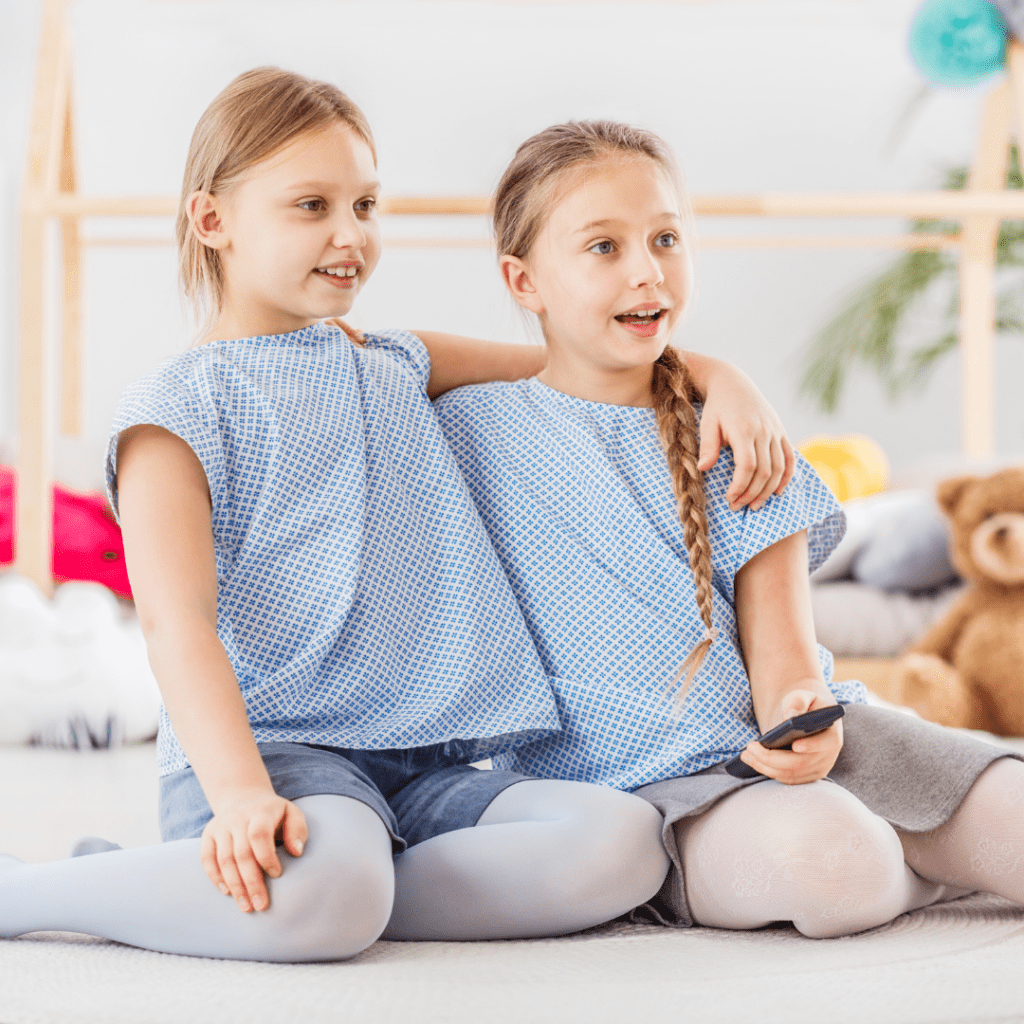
[435,377,868,790]
[106,325,560,776]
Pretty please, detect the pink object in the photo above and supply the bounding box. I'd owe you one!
[0,465,132,598]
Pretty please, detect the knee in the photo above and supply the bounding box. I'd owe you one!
[770,783,907,938]
[253,805,395,962]
[567,789,670,910]
[282,838,395,960]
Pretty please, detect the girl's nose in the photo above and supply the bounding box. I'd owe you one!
[626,245,664,288]
[330,211,366,250]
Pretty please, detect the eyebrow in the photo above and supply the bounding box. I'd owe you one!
[287,179,381,194]
[574,213,682,234]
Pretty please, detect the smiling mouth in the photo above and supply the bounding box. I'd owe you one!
[614,308,663,324]
[315,266,359,278]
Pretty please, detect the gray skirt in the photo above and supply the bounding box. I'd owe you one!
[631,703,1021,927]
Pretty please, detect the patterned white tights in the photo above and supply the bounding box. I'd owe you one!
[678,775,984,939]
[897,757,1024,904]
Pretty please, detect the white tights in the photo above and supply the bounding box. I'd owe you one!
[679,758,1024,938]
[0,780,668,960]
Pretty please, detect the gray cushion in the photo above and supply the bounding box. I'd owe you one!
[812,489,941,584]
[852,493,958,592]
[811,580,967,657]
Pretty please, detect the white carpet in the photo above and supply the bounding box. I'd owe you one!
[3,895,1024,1024]
[3,744,1024,1024]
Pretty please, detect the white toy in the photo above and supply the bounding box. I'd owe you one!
[0,574,159,747]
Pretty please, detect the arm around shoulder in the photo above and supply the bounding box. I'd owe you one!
[681,349,796,509]
[412,330,547,399]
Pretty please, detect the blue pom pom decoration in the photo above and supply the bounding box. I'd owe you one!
[909,0,1008,86]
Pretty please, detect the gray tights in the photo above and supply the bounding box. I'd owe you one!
[0,781,668,961]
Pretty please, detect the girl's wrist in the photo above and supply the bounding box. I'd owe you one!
[755,680,833,732]
[206,777,278,817]
[188,740,276,815]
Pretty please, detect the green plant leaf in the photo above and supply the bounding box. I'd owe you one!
[799,249,953,412]
[799,146,1024,413]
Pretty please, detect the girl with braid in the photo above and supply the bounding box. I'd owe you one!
[435,120,1024,938]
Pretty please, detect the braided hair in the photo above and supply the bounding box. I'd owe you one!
[652,346,716,690]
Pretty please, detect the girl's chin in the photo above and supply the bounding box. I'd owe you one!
[610,337,670,366]
[307,282,358,314]
[311,300,356,320]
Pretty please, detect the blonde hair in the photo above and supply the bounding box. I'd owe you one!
[176,66,375,332]
[492,120,714,693]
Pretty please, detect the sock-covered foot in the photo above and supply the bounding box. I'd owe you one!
[0,854,26,938]
[68,837,123,858]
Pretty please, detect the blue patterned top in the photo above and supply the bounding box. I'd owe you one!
[106,325,560,776]
[435,377,868,790]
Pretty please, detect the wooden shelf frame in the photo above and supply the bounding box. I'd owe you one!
[16,0,1024,591]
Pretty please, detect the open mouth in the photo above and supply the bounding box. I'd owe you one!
[315,266,359,279]
[614,308,663,325]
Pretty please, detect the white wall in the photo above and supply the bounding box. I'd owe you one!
[2,0,1022,491]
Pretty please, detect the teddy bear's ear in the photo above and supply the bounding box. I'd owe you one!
[936,476,976,517]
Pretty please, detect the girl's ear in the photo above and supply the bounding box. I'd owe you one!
[188,191,230,250]
[500,254,544,315]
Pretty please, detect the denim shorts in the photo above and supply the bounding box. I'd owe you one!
[158,740,535,853]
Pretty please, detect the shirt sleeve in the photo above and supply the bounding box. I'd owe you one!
[104,360,226,524]
[736,452,846,575]
[361,329,431,392]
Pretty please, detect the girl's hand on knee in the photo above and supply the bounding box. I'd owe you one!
[696,370,796,512]
[741,688,844,786]
[200,793,308,913]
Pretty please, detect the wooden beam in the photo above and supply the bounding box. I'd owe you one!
[59,67,81,437]
[80,232,962,251]
[697,233,960,251]
[379,195,490,216]
[39,194,177,217]
[39,189,1024,220]
[1009,38,1024,147]
[17,206,51,592]
[17,0,69,592]
[36,11,70,201]
[959,80,1011,459]
[692,191,1024,217]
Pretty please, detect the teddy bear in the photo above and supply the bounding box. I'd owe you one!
[892,466,1024,735]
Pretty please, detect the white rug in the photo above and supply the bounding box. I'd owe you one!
[3,744,1024,1024]
[2,894,1024,1024]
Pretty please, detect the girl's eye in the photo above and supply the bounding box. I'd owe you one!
[299,199,326,213]
[356,198,377,214]
[655,232,677,248]
[588,240,614,255]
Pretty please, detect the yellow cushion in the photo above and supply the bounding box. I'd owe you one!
[798,434,889,503]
